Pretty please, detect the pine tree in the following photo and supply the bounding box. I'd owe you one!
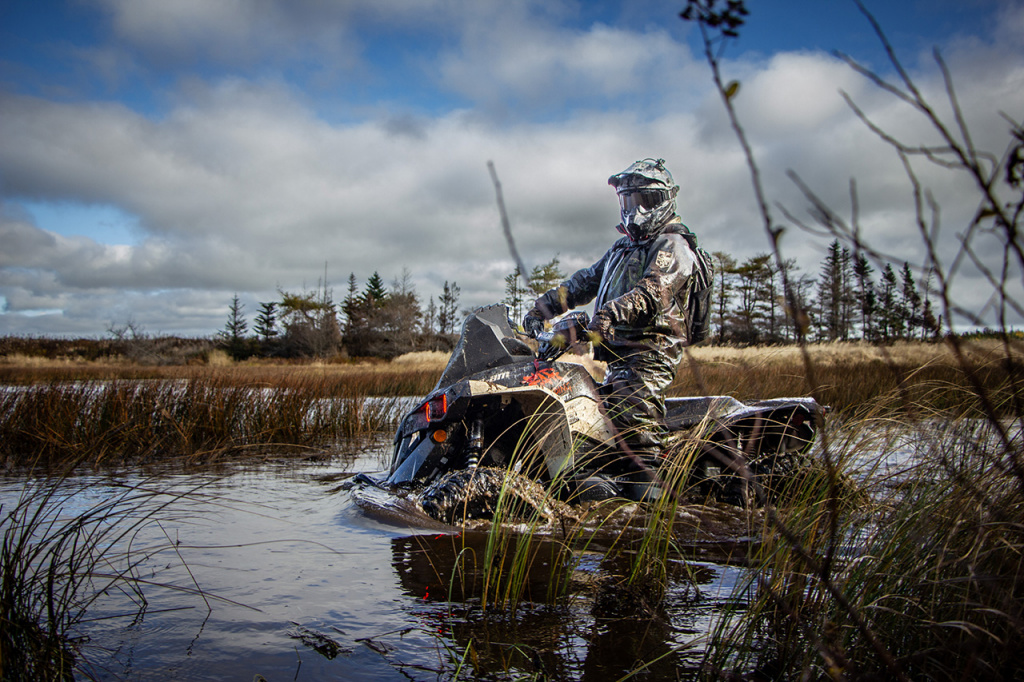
[730,254,772,344]
[362,272,388,307]
[220,294,248,341]
[853,253,877,341]
[789,270,817,342]
[438,281,461,334]
[218,294,251,359]
[712,251,737,343]
[759,256,783,342]
[342,273,361,333]
[920,267,941,339]
[278,277,341,358]
[383,268,422,354]
[900,262,922,340]
[876,264,901,341]
[816,240,854,341]
[254,301,278,342]
[777,258,805,342]
[502,266,529,321]
[422,296,437,334]
[527,257,566,296]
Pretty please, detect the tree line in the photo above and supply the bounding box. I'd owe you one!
[218,258,568,360]
[712,239,941,345]
[218,268,464,360]
[218,244,941,359]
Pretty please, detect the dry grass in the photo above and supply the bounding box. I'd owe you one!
[5,339,1020,416]
[0,375,407,470]
[0,356,444,396]
[700,397,1024,681]
[673,339,1024,415]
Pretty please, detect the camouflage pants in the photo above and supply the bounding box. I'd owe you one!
[597,352,676,478]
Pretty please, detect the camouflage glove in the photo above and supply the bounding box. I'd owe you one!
[522,308,546,338]
[586,312,613,347]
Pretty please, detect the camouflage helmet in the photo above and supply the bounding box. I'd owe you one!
[608,158,679,241]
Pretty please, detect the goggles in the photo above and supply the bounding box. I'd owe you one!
[618,188,670,212]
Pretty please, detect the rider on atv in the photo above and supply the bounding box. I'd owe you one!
[523,158,711,492]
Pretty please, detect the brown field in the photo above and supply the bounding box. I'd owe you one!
[1,337,1019,468]
[0,349,444,396]
[675,338,1024,415]
[3,339,1019,415]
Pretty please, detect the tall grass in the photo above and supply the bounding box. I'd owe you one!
[424,354,1024,679]
[0,375,404,468]
[698,396,1024,680]
[672,338,1024,417]
[5,340,1020,414]
[1,474,193,680]
[0,357,442,396]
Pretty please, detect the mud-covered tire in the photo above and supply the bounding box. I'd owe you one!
[690,449,812,507]
[748,452,814,503]
[419,467,553,525]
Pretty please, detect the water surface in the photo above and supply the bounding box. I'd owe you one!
[3,445,759,681]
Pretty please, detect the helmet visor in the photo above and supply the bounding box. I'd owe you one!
[618,188,670,213]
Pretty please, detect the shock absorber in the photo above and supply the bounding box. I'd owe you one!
[464,419,484,469]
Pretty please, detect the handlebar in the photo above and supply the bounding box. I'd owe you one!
[536,311,590,362]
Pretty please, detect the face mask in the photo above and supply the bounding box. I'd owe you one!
[617,188,672,240]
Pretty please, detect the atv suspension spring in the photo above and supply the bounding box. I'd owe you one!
[464,419,484,469]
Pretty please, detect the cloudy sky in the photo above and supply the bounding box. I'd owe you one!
[1,0,1022,338]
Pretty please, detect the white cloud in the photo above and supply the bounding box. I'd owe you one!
[438,18,704,115]
[2,1,1022,336]
[91,0,362,67]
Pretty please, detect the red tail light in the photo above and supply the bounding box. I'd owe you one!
[424,393,447,422]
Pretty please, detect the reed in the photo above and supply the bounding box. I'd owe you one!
[0,375,404,469]
[672,338,1024,416]
[1,472,195,680]
[0,355,444,396]
[433,345,1024,678]
[465,420,580,612]
[700,392,1024,681]
[6,340,1021,414]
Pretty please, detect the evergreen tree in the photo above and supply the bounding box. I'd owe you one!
[222,294,247,339]
[853,252,877,341]
[438,281,461,334]
[342,273,361,334]
[502,266,529,322]
[712,251,737,343]
[730,254,772,344]
[278,278,341,358]
[383,268,422,353]
[777,258,805,342]
[253,301,278,347]
[218,294,252,359]
[920,267,941,339]
[527,257,566,296]
[900,262,922,340]
[362,271,388,307]
[760,256,784,342]
[876,264,901,341]
[789,270,817,342]
[816,240,854,341]
[422,296,437,334]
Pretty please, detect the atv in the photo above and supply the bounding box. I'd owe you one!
[377,304,822,511]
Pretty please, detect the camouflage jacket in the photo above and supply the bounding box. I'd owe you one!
[534,218,700,364]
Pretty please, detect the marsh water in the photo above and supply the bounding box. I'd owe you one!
[2,439,770,681]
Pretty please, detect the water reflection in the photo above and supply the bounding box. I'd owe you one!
[2,449,751,681]
[389,531,747,680]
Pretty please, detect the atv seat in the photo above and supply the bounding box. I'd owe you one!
[663,395,747,430]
